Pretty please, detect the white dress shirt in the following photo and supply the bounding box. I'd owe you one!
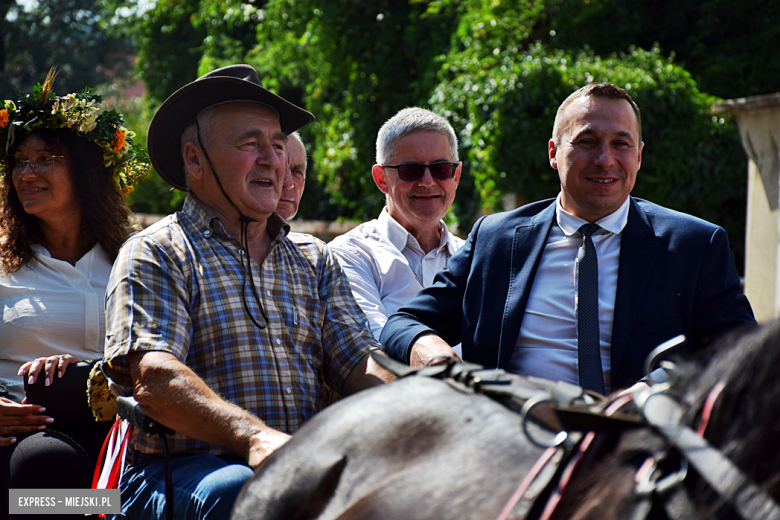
[508,195,630,393]
[0,244,111,401]
[329,208,464,341]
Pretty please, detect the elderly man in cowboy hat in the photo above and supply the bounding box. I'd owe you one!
[101,64,392,519]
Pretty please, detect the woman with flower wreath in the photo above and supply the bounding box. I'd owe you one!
[0,69,148,508]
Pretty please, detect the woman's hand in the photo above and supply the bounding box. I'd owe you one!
[0,398,52,446]
[18,354,78,387]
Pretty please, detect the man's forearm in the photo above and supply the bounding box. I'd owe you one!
[128,351,289,465]
[344,351,396,395]
[409,333,460,367]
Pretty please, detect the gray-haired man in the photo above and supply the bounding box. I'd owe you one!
[276,131,307,222]
[330,108,464,342]
[102,65,392,520]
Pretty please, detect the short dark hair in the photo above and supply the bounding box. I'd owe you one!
[552,83,642,144]
[0,129,133,273]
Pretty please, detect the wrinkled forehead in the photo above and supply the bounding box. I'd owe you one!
[390,129,454,163]
[563,96,640,140]
[199,101,283,136]
[286,136,306,163]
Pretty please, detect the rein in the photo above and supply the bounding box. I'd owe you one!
[636,384,780,520]
[370,353,780,520]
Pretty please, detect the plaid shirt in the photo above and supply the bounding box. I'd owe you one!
[103,194,376,456]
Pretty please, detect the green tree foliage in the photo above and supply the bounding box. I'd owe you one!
[0,0,171,212]
[237,0,461,221]
[114,94,186,214]
[194,0,265,73]
[548,0,780,98]
[108,0,460,221]
[101,0,206,106]
[0,0,130,99]
[100,0,268,214]
[431,41,744,250]
[100,0,209,213]
[98,0,759,268]
[424,0,745,254]
[225,0,745,250]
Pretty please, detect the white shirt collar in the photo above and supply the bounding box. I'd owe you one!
[377,208,458,256]
[554,194,631,237]
[31,242,111,269]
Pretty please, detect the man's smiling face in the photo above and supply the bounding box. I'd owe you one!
[194,102,287,222]
[372,130,461,237]
[549,95,643,222]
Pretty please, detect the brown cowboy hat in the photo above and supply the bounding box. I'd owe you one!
[147,64,314,190]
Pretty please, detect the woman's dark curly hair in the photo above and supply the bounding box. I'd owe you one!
[0,128,133,273]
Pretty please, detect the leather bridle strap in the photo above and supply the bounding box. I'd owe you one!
[641,391,780,520]
[538,432,599,520]
[631,452,697,520]
[696,381,725,437]
[495,446,563,520]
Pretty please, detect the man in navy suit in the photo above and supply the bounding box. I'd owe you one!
[380,83,755,393]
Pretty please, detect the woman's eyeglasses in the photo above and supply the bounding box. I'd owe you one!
[384,162,458,182]
[6,153,65,176]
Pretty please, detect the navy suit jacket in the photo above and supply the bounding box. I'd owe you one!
[381,197,756,390]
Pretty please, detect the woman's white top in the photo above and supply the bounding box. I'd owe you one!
[0,244,111,402]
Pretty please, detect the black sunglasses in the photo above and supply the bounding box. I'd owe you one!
[384,162,458,182]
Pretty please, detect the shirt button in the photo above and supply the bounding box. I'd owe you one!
[285,387,292,394]
[267,290,272,297]
[276,339,281,345]
[204,229,213,237]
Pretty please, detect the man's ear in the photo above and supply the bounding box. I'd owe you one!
[548,139,559,170]
[636,141,644,171]
[183,142,205,180]
[372,164,390,195]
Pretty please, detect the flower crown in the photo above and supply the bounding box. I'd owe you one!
[0,69,150,194]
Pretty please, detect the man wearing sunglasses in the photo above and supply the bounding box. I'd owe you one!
[330,107,464,342]
[381,83,755,394]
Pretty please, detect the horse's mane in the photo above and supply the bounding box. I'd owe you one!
[555,319,778,520]
[677,319,780,516]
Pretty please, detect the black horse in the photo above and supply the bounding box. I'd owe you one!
[232,320,778,520]
[552,320,780,520]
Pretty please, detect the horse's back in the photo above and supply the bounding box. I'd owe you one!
[232,375,546,520]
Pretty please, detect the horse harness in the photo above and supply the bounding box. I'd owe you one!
[370,352,780,520]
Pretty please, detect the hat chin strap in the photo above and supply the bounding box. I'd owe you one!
[196,118,268,330]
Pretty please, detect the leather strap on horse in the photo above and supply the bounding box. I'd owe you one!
[371,353,780,520]
[638,387,780,520]
[631,450,697,520]
[370,353,635,519]
[369,351,599,413]
[494,446,565,520]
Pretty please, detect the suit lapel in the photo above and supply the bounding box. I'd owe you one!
[496,204,556,368]
[611,199,659,384]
